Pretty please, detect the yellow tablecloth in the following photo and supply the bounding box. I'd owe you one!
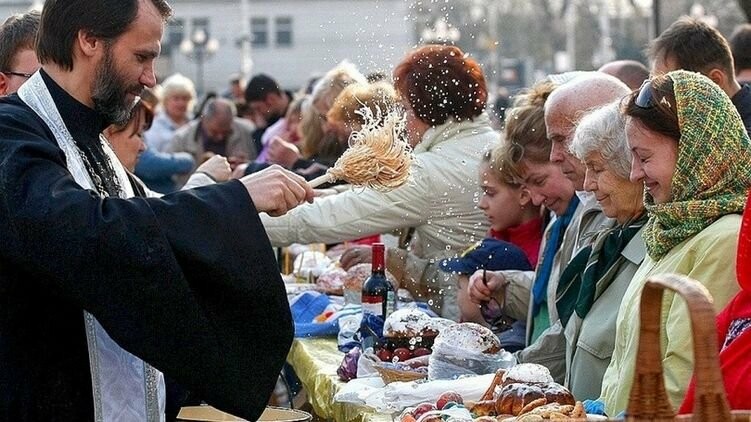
[287,338,392,422]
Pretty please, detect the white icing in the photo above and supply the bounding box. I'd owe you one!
[432,322,500,353]
[384,308,435,335]
[502,363,554,384]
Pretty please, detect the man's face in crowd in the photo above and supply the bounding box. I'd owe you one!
[0,48,40,96]
[546,105,586,191]
[202,115,233,143]
[90,0,163,125]
[249,93,283,122]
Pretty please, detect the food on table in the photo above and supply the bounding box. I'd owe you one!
[435,391,464,410]
[468,364,577,419]
[393,347,412,362]
[502,363,555,386]
[494,383,575,416]
[384,308,439,338]
[375,348,393,362]
[498,400,586,421]
[293,251,331,280]
[412,403,437,419]
[413,347,431,357]
[433,322,502,355]
[428,322,513,380]
[316,266,347,290]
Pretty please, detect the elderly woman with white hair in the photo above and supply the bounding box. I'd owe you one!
[553,101,647,400]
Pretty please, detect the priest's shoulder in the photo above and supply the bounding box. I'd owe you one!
[0,94,53,143]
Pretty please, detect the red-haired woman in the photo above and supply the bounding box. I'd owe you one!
[263,45,498,319]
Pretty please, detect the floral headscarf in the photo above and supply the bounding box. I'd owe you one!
[643,70,751,259]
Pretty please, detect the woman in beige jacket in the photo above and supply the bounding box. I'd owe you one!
[262,45,496,318]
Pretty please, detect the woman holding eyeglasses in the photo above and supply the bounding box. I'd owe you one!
[595,70,751,416]
[468,81,579,372]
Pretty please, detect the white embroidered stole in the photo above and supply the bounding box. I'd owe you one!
[18,73,165,422]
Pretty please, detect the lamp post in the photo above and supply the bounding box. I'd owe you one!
[421,18,461,45]
[179,28,220,95]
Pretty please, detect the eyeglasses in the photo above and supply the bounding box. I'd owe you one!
[635,79,671,110]
[1,70,34,79]
[478,269,514,333]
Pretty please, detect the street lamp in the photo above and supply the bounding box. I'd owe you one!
[421,19,461,45]
[179,28,220,95]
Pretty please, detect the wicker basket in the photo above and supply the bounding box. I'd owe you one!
[625,274,751,421]
[373,364,427,384]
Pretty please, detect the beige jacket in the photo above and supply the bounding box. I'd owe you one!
[509,199,613,382]
[564,226,646,400]
[261,116,497,317]
[600,215,741,415]
[167,118,257,166]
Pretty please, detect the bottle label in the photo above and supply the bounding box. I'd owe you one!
[362,295,383,317]
[385,291,396,317]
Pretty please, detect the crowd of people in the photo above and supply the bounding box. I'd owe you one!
[2,0,751,420]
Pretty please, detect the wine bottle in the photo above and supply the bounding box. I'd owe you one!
[361,243,396,320]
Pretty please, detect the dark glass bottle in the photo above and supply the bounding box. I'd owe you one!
[361,243,396,320]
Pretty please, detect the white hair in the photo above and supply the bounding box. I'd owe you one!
[570,101,631,179]
[160,73,197,102]
[311,60,367,112]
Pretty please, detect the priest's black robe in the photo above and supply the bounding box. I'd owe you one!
[0,74,293,421]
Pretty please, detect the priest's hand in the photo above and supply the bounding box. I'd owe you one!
[240,165,314,216]
[468,270,508,305]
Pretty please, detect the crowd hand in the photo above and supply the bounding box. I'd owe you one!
[240,165,314,217]
[266,136,301,168]
[231,162,249,179]
[340,246,373,270]
[468,270,507,305]
[227,155,248,171]
[195,154,231,182]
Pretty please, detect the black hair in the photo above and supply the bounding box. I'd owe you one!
[244,73,281,102]
[37,0,172,71]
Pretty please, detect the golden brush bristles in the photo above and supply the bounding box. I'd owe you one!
[326,106,413,192]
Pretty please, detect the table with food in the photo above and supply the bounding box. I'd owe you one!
[282,244,606,422]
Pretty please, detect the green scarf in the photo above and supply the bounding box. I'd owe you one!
[556,215,646,327]
[643,70,751,259]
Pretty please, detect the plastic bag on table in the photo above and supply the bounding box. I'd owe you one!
[337,346,361,381]
[337,313,361,352]
[356,348,381,378]
[428,340,515,380]
[364,373,495,413]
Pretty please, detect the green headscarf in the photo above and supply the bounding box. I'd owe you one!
[643,70,751,259]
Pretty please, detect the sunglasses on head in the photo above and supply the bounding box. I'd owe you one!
[635,79,672,110]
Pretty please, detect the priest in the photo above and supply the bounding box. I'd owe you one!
[0,0,314,420]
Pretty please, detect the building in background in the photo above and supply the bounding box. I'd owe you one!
[0,0,412,94]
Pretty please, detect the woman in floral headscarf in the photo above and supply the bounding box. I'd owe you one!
[679,190,751,413]
[596,70,751,416]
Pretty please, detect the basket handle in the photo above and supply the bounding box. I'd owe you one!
[626,274,730,421]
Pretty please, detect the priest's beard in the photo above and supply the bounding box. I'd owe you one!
[91,48,142,126]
